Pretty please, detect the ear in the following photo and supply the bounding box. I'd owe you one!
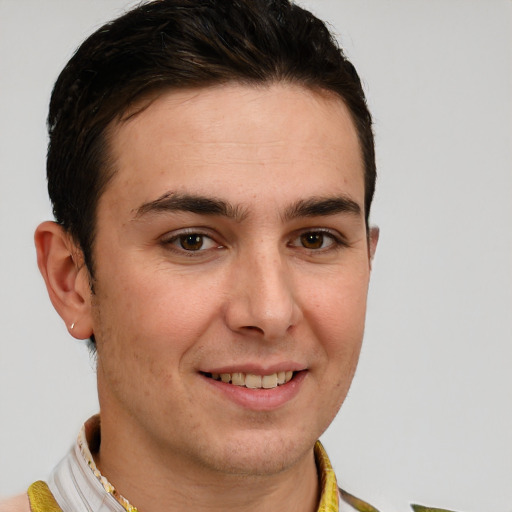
[34,221,94,340]
[368,226,379,269]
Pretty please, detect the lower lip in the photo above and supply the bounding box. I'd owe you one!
[201,371,307,411]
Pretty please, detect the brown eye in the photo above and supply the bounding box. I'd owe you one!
[179,234,204,251]
[163,231,220,254]
[300,232,324,249]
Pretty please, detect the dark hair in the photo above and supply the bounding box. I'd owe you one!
[47,0,375,278]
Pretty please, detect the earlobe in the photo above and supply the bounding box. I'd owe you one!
[368,226,379,269]
[34,221,94,340]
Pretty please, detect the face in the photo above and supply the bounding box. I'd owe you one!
[87,83,375,477]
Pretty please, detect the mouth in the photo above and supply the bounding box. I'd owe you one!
[201,371,295,390]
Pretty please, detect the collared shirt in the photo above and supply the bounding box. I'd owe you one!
[33,415,368,512]
[20,417,455,512]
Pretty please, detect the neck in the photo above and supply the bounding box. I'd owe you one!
[94,415,320,512]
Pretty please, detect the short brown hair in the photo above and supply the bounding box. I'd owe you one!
[47,0,376,277]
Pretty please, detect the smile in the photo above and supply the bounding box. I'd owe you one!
[202,371,294,389]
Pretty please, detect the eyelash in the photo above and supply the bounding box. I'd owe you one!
[160,228,347,256]
[160,229,222,255]
[289,229,347,252]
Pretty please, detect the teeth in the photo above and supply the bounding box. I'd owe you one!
[245,374,262,389]
[262,374,278,389]
[231,372,245,385]
[208,371,295,389]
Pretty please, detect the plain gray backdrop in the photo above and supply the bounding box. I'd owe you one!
[0,1,511,511]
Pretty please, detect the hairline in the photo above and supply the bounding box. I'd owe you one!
[75,78,371,278]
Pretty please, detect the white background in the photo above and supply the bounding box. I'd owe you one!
[0,1,511,511]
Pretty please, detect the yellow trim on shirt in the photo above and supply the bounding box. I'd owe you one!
[314,441,340,512]
[27,481,63,512]
[27,441,381,512]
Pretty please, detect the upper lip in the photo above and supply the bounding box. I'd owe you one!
[200,362,306,375]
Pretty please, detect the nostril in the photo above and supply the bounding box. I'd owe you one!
[243,325,265,334]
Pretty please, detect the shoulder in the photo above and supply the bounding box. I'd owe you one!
[0,493,30,512]
[339,488,380,512]
[339,488,459,512]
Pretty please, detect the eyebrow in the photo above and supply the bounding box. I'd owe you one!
[134,192,248,221]
[134,192,362,223]
[283,196,362,221]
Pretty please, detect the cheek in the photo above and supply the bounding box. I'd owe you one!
[307,270,369,342]
[304,269,369,402]
[92,269,227,409]
[307,289,366,432]
[97,263,217,343]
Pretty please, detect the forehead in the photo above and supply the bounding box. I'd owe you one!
[104,83,364,213]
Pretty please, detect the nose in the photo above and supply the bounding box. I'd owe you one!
[224,249,302,340]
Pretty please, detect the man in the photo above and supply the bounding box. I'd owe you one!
[1,1,453,511]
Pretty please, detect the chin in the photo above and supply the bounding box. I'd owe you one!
[196,430,315,477]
